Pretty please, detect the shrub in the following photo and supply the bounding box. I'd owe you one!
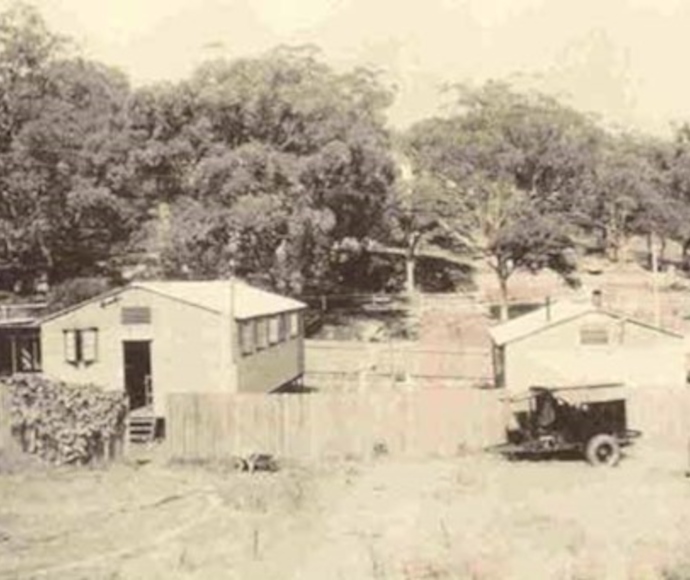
[46,277,115,314]
[3,374,128,465]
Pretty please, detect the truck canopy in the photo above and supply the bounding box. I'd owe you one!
[502,383,628,405]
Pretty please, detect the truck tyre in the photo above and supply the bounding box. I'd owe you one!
[585,434,621,467]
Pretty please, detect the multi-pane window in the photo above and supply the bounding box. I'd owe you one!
[278,314,288,342]
[239,321,254,355]
[289,312,300,338]
[268,316,280,345]
[580,324,609,345]
[239,313,301,357]
[64,329,98,364]
[255,318,268,350]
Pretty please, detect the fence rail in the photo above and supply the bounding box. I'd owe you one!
[0,302,47,321]
[305,340,493,386]
[166,389,507,462]
[303,372,487,393]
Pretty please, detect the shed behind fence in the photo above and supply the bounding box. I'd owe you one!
[167,389,506,462]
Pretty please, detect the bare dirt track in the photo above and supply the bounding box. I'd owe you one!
[2,443,690,580]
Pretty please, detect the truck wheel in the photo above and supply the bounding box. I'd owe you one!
[585,434,621,467]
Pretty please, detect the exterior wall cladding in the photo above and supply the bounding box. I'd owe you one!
[500,311,685,393]
[41,287,305,417]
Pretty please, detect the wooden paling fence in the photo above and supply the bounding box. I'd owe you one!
[167,386,690,463]
[304,340,493,392]
[166,389,507,462]
[626,387,690,445]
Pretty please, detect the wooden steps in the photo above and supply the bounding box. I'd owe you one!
[127,415,157,444]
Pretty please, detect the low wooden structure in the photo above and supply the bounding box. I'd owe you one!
[39,280,307,424]
[489,292,686,392]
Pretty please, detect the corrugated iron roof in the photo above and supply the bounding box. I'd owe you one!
[488,298,683,345]
[133,280,306,319]
[489,300,593,345]
[0,317,39,328]
[503,383,629,404]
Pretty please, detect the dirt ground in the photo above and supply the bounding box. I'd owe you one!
[3,442,690,580]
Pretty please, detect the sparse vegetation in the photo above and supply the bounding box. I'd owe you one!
[0,440,689,578]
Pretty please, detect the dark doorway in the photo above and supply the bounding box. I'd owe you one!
[123,341,152,410]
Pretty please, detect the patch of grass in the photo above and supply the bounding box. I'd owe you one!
[0,448,45,474]
[662,563,690,580]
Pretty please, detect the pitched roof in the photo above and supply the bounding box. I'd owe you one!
[40,279,306,324]
[489,298,683,346]
[133,280,306,319]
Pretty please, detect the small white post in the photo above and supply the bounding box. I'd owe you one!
[651,237,661,328]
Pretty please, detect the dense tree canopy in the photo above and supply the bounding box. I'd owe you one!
[2,4,690,303]
[403,83,593,315]
[0,6,398,295]
[148,47,398,293]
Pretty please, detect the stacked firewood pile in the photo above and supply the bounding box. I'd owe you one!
[3,375,127,465]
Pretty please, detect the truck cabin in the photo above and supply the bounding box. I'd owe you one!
[509,384,629,442]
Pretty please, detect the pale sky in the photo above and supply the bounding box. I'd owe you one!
[6,0,690,135]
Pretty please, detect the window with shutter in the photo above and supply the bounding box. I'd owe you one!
[81,329,98,363]
[64,328,99,364]
[64,329,78,363]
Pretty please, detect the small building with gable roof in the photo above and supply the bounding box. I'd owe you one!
[39,280,307,419]
[488,291,686,392]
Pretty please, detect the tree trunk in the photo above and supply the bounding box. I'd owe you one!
[683,238,690,270]
[609,236,619,263]
[404,232,421,296]
[646,233,654,270]
[605,218,621,262]
[405,253,415,295]
[498,270,510,322]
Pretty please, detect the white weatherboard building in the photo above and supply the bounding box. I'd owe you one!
[39,280,307,417]
[489,293,686,393]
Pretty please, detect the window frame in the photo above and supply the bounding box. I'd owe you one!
[15,335,41,373]
[63,328,99,365]
[278,313,288,342]
[288,312,300,338]
[80,328,98,363]
[239,320,255,356]
[64,329,78,363]
[255,317,269,351]
[268,316,280,345]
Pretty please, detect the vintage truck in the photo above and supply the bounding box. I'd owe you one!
[490,383,641,466]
